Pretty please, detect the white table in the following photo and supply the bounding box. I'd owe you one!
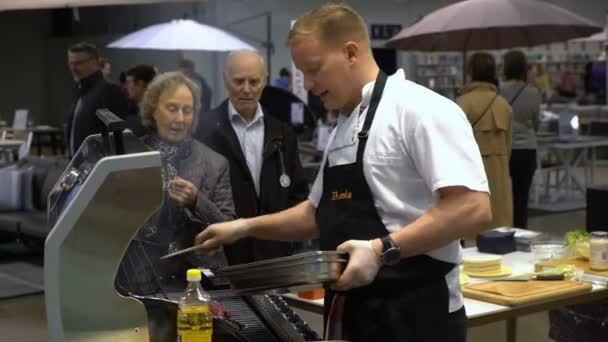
[0,139,24,160]
[1,126,64,155]
[0,139,23,149]
[531,135,608,211]
[283,248,608,342]
[0,139,23,148]
[462,249,608,342]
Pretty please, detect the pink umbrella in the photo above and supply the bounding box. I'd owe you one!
[386,0,602,51]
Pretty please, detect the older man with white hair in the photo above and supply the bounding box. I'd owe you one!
[193,50,308,265]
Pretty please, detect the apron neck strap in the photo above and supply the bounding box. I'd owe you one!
[356,70,389,162]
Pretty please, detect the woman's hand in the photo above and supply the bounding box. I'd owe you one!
[170,177,198,206]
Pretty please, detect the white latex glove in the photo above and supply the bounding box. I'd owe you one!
[194,219,250,255]
[333,239,382,291]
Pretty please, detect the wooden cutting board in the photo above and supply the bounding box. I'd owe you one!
[534,256,608,277]
[462,278,592,306]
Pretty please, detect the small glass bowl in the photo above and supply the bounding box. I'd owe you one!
[531,241,569,262]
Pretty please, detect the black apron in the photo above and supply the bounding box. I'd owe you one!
[315,71,466,342]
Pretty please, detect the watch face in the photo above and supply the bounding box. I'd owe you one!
[384,248,401,266]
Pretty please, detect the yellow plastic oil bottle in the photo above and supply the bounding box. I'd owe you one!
[177,269,213,342]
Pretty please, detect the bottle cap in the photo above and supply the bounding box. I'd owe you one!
[186,268,202,282]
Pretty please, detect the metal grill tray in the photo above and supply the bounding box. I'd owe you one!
[216,251,347,294]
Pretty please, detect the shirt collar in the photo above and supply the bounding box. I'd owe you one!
[340,68,404,118]
[337,79,376,119]
[359,79,376,112]
[331,80,376,150]
[228,100,264,127]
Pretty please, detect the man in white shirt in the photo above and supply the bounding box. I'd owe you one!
[195,5,491,341]
[194,50,308,265]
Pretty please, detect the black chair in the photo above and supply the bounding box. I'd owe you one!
[0,156,67,248]
[587,186,608,232]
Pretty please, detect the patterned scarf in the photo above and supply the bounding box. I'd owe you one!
[143,133,193,193]
[139,133,194,241]
[117,133,203,296]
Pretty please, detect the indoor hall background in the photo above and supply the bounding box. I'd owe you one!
[0,0,605,128]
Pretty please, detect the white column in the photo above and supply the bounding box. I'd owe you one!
[206,0,228,107]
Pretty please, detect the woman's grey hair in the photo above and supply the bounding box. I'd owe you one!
[139,71,202,129]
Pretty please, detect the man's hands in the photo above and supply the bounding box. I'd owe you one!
[194,219,250,254]
[170,177,198,206]
[332,240,382,291]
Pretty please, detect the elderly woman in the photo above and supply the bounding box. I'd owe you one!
[117,72,235,295]
[457,53,513,231]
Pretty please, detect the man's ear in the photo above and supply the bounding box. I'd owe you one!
[261,73,268,88]
[343,41,360,65]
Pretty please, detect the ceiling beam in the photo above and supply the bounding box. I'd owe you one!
[0,0,197,11]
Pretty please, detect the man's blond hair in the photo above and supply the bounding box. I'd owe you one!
[287,3,370,50]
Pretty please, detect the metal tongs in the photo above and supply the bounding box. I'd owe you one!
[160,244,207,260]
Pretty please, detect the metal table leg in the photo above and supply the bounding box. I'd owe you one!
[506,318,517,342]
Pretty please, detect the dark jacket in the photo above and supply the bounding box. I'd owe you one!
[192,72,213,112]
[193,100,309,265]
[117,135,236,295]
[124,100,150,138]
[67,70,129,155]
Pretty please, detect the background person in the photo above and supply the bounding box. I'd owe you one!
[117,72,235,296]
[458,52,513,230]
[194,50,308,265]
[195,4,491,341]
[66,42,129,156]
[500,50,542,228]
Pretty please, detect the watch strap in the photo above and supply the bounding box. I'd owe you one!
[381,235,395,253]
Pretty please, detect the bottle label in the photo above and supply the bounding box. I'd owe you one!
[177,305,212,342]
[590,248,608,270]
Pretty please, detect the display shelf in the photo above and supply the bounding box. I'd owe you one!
[414,53,463,99]
[411,46,601,101]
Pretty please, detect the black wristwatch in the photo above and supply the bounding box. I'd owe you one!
[380,235,401,266]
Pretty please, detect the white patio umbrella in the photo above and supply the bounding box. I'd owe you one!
[107,19,255,51]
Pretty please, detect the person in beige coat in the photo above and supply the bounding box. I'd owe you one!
[457,52,513,230]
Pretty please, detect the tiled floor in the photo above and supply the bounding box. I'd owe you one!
[1,167,606,341]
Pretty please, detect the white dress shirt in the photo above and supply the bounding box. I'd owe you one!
[308,69,489,312]
[228,100,265,196]
[69,98,83,156]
